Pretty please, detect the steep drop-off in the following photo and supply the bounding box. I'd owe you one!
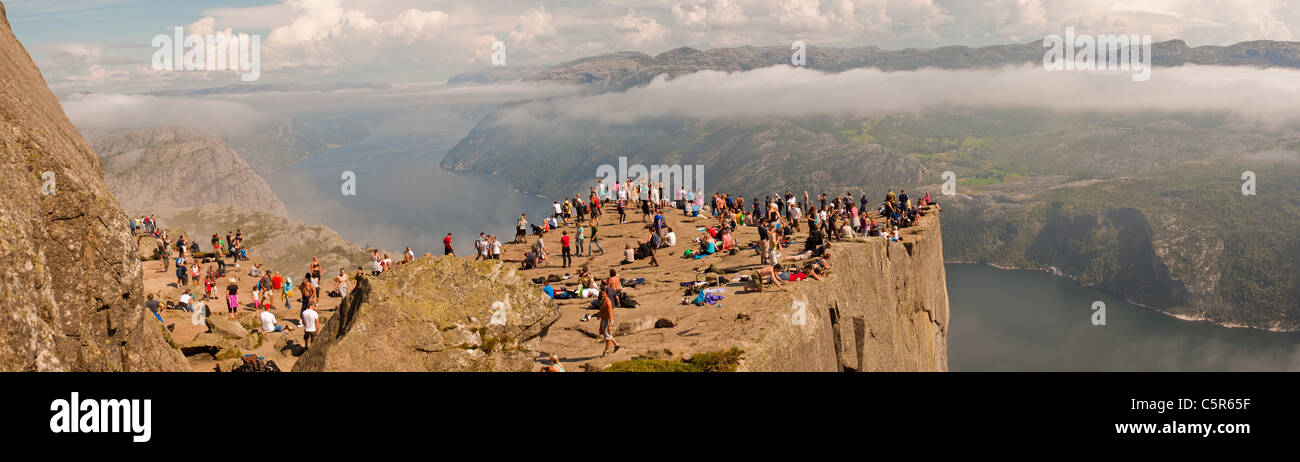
[725,212,948,371]
[0,2,186,371]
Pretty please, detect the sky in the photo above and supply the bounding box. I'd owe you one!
[8,0,1300,94]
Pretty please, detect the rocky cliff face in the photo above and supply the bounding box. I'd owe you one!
[89,127,287,216]
[0,3,186,371]
[728,212,949,371]
[294,257,561,371]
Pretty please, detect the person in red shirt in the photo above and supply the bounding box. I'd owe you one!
[443,233,454,256]
[560,231,572,268]
[270,271,284,306]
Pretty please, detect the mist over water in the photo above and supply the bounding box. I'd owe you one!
[947,264,1300,371]
[263,113,553,256]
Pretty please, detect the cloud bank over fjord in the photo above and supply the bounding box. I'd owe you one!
[492,64,1300,129]
[61,80,585,138]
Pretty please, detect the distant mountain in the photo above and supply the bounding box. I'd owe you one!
[443,115,927,199]
[449,40,1300,90]
[90,127,288,216]
[224,112,393,173]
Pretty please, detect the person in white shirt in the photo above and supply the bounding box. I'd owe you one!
[301,304,320,348]
[475,233,488,261]
[665,228,677,247]
[259,306,291,333]
[178,290,194,312]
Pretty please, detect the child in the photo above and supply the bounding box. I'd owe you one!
[283,275,294,309]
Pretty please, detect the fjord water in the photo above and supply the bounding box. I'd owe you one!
[947,263,1300,371]
[263,119,553,256]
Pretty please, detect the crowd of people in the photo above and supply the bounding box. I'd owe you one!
[133,178,938,371]
[491,178,939,370]
[132,219,356,352]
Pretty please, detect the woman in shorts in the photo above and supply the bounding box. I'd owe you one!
[225,277,239,320]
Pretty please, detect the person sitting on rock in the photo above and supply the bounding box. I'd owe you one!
[543,354,565,372]
[177,289,194,312]
[259,305,293,333]
[521,250,539,270]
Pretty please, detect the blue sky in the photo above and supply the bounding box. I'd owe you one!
[8,1,269,45]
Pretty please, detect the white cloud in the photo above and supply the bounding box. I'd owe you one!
[672,0,749,28]
[614,9,672,48]
[509,7,558,46]
[493,64,1300,128]
[26,0,1300,93]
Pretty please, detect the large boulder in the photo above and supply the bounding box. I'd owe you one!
[0,3,186,371]
[206,316,248,339]
[294,257,561,371]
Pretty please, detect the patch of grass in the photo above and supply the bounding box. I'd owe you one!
[687,347,745,372]
[215,347,242,360]
[479,335,500,353]
[605,347,744,372]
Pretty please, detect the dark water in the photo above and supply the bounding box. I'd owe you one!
[947,263,1300,371]
[263,124,553,256]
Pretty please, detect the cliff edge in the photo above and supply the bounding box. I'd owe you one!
[0,2,186,371]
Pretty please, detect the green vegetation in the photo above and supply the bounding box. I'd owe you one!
[215,348,242,360]
[605,347,744,372]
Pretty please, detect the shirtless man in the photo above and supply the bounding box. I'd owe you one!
[606,269,623,307]
[597,290,620,357]
[751,263,788,292]
[334,269,350,298]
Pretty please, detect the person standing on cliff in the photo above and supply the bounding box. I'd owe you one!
[334,269,349,298]
[225,277,239,320]
[310,257,322,297]
[588,220,604,256]
[302,303,319,349]
[443,233,455,257]
[516,213,528,244]
[598,289,620,358]
[269,271,283,306]
[560,231,572,268]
